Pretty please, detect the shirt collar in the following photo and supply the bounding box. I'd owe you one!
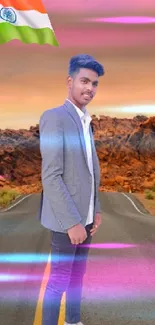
[66,98,92,123]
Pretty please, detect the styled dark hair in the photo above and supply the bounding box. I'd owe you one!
[68,54,104,77]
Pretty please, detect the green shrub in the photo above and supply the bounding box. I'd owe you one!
[0,189,19,208]
[151,185,155,192]
[145,191,154,200]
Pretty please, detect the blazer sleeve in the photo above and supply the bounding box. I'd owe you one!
[39,110,82,230]
[94,193,101,215]
[94,156,101,215]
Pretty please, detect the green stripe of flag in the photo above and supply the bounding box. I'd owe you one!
[0,22,59,46]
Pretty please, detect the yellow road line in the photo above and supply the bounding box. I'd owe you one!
[33,251,66,325]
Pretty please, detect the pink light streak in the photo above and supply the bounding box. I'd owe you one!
[1,257,155,302]
[83,16,155,24]
[82,243,137,249]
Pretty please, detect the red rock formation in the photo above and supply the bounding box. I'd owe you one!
[0,115,155,194]
[93,116,155,192]
[0,126,41,191]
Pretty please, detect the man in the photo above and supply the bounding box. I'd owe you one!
[38,54,104,325]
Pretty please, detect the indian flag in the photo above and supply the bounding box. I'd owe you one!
[0,0,59,46]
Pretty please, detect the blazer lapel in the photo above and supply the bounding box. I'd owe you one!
[64,100,88,167]
[64,99,97,190]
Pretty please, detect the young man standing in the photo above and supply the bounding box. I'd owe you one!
[38,54,105,325]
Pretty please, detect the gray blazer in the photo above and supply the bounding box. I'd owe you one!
[37,99,101,233]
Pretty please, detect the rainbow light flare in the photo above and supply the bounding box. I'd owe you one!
[1,257,155,304]
[83,16,155,24]
[0,244,138,263]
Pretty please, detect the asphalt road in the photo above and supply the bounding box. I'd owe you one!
[0,192,155,325]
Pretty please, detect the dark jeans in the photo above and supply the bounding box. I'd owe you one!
[42,223,93,325]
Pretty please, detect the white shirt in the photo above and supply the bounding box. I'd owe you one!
[66,99,94,225]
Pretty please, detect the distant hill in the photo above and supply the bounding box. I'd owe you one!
[0,115,155,193]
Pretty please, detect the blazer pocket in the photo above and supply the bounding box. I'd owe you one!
[65,183,76,195]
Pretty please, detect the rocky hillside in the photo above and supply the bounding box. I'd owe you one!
[0,115,155,194]
[93,115,155,192]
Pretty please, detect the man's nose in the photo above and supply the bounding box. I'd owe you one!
[86,83,93,92]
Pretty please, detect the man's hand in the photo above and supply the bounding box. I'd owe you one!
[90,212,102,236]
[67,223,87,245]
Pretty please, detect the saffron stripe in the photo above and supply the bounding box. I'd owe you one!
[0,0,46,14]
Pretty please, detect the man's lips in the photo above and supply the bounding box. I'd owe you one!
[82,93,93,99]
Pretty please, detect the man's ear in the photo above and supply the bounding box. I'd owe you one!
[67,75,73,89]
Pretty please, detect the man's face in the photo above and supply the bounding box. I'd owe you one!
[67,68,99,108]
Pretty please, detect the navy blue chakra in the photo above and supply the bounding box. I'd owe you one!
[0,7,17,23]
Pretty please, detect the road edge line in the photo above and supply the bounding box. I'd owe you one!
[121,192,147,215]
[0,194,32,212]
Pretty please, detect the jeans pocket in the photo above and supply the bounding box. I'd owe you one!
[51,231,70,246]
